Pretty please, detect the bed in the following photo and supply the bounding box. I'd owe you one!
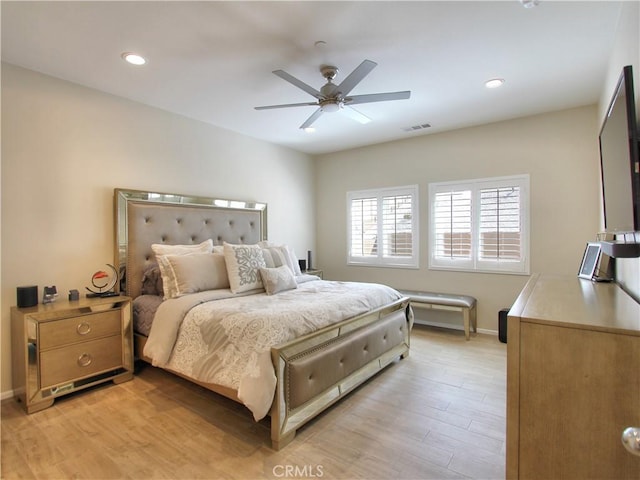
[114,188,412,449]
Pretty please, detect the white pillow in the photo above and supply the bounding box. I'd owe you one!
[287,246,303,275]
[223,242,266,293]
[152,239,214,299]
[163,253,229,298]
[152,239,213,256]
[259,266,298,295]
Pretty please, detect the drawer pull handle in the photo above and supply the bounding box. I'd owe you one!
[76,322,91,335]
[77,353,92,367]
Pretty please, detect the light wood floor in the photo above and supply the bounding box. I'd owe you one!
[1,326,507,479]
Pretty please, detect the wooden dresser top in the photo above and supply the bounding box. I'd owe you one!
[509,273,640,335]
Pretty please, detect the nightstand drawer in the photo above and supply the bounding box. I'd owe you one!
[40,335,123,388]
[39,310,121,350]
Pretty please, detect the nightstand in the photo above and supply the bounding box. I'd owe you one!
[304,269,323,279]
[11,295,134,413]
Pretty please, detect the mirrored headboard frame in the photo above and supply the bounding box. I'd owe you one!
[114,188,267,298]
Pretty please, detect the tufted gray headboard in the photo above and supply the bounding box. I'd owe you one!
[114,189,267,299]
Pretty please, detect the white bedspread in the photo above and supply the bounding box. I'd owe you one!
[143,279,402,420]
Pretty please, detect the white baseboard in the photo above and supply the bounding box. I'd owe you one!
[1,389,15,401]
[478,327,499,336]
[413,319,498,338]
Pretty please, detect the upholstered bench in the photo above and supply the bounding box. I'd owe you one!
[398,290,477,340]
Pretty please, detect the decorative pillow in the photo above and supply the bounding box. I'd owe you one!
[261,246,290,269]
[259,266,298,295]
[287,246,303,276]
[152,239,214,299]
[223,242,266,293]
[163,252,229,298]
[141,264,164,297]
[261,244,301,276]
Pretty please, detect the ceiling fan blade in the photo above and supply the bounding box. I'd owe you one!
[342,106,371,124]
[300,108,324,129]
[255,102,318,110]
[336,59,377,96]
[347,91,411,105]
[273,70,323,99]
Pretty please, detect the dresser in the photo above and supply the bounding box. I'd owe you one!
[11,296,134,413]
[506,274,640,479]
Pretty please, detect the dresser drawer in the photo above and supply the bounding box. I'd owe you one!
[39,310,121,350]
[40,335,123,388]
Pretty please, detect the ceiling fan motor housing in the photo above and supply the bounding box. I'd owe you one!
[320,65,339,80]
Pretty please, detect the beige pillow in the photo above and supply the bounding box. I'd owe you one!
[223,242,266,293]
[152,239,214,299]
[259,266,298,295]
[164,253,229,298]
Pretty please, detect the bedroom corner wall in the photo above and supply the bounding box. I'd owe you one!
[0,63,315,397]
[314,105,601,333]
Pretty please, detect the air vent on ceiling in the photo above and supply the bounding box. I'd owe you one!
[402,123,431,132]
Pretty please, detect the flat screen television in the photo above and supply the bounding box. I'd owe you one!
[598,65,640,233]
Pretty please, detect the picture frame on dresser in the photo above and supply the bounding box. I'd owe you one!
[578,242,601,280]
[578,242,612,282]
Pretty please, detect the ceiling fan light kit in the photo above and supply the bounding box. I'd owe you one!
[255,59,411,129]
[319,99,342,113]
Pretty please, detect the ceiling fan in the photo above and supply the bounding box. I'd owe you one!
[255,59,411,129]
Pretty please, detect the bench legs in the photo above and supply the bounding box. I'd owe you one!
[410,302,477,340]
[462,305,478,341]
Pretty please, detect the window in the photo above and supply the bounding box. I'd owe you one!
[429,175,529,274]
[348,185,419,268]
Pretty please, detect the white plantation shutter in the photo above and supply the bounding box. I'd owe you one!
[479,186,521,261]
[433,189,472,261]
[348,186,418,268]
[350,197,377,257]
[382,194,413,257]
[429,175,529,274]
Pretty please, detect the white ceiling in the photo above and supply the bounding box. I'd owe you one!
[1,1,623,155]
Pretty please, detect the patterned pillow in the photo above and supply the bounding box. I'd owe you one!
[259,266,298,295]
[260,243,302,276]
[262,246,291,269]
[223,242,266,293]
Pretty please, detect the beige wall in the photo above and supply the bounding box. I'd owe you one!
[598,1,640,299]
[0,64,316,396]
[315,105,601,332]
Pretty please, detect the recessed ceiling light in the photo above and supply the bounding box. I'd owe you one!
[121,52,146,66]
[303,127,316,133]
[520,0,540,8]
[485,78,505,89]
